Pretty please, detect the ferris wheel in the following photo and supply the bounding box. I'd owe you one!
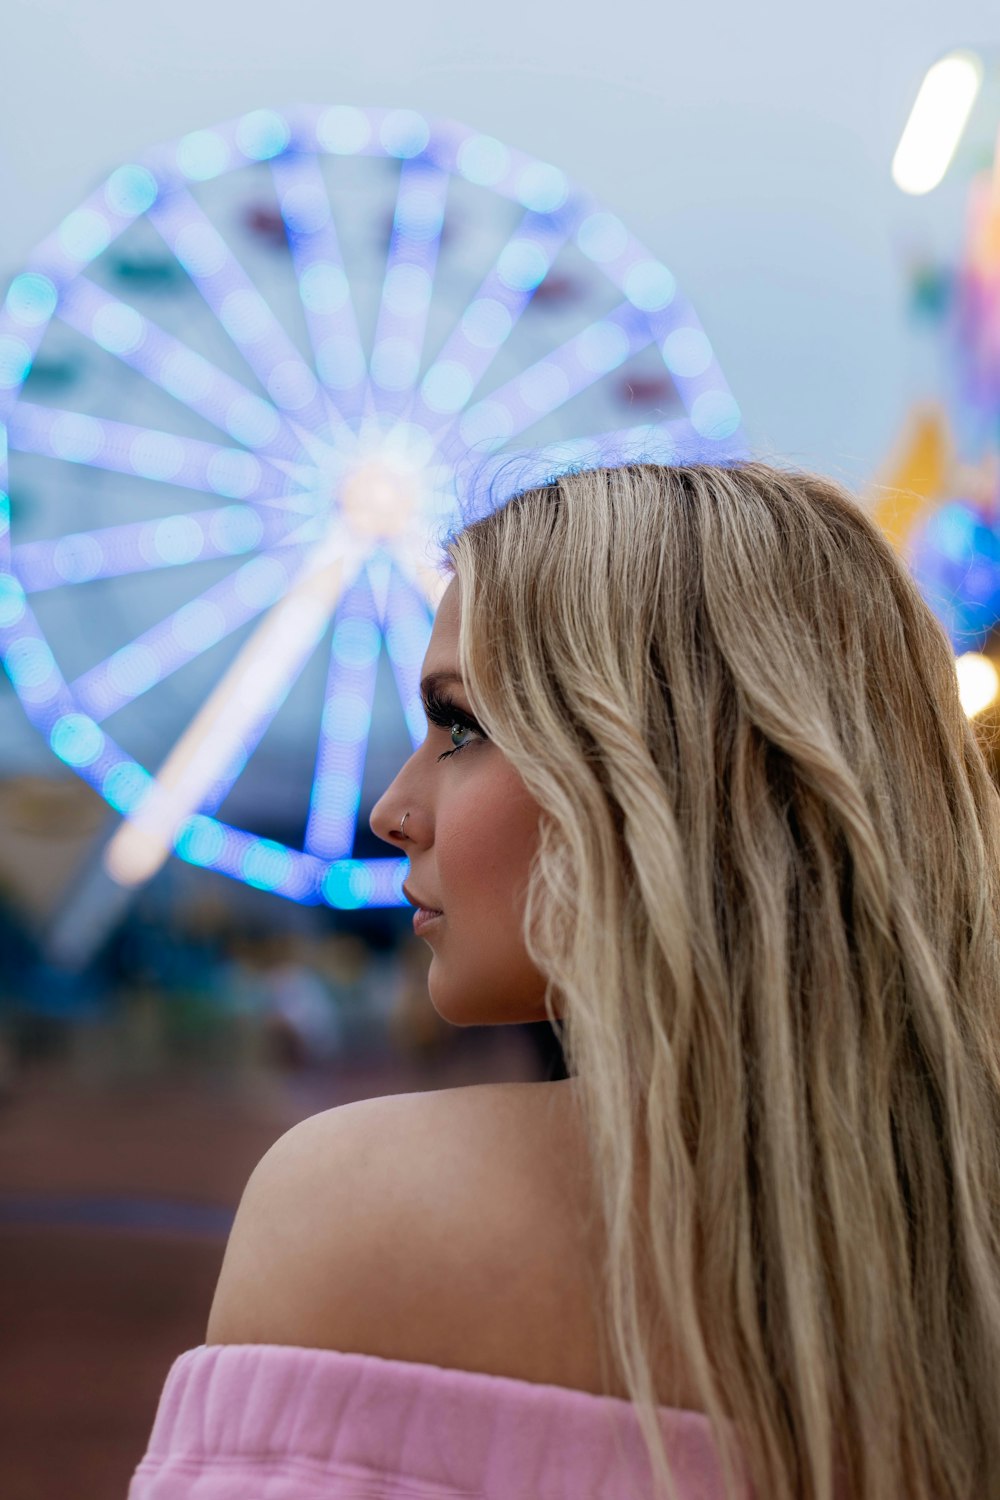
[0,105,745,921]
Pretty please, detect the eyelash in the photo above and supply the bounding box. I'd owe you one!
[422,689,485,761]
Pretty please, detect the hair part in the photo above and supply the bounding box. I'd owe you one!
[443,461,1000,1500]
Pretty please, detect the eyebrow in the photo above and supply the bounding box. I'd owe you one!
[420,670,464,698]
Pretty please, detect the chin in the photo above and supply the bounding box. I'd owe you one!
[426,969,551,1029]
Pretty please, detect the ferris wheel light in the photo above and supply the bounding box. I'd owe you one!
[104,166,158,218]
[516,162,570,214]
[457,135,510,187]
[57,208,111,263]
[576,212,630,265]
[623,259,677,312]
[0,572,26,627]
[176,129,230,181]
[316,105,371,155]
[690,390,743,440]
[0,335,31,388]
[892,50,983,195]
[235,109,290,162]
[380,110,430,159]
[497,239,549,290]
[662,327,714,379]
[956,651,1000,717]
[4,273,57,327]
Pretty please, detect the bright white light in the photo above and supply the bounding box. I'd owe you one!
[956,652,999,718]
[892,51,983,195]
[103,531,355,888]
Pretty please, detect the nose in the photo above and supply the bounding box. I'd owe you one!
[369,771,412,849]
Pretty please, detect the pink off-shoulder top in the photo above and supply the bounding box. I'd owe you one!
[127,1342,753,1499]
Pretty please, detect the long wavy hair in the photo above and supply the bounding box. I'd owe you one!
[440,461,1000,1500]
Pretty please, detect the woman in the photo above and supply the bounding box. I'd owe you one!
[131,462,1000,1500]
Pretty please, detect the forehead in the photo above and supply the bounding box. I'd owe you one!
[424,577,461,663]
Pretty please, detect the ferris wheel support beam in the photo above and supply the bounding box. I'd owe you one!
[101,525,359,893]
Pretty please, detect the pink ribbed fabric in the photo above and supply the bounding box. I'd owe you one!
[128,1343,754,1499]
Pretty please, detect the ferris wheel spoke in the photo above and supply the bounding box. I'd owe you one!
[57,278,307,464]
[9,400,297,512]
[376,556,435,753]
[269,152,368,434]
[363,160,449,423]
[403,205,580,436]
[146,188,331,438]
[436,298,656,465]
[303,560,385,859]
[102,529,360,890]
[70,537,314,722]
[13,497,304,595]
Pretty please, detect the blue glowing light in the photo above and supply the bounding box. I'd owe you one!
[420,361,474,414]
[516,162,569,214]
[0,335,31,389]
[129,432,184,479]
[266,359,318,411]
[393,185,446,242]
[576,212,629,265]
[171,598,227,651]
[57,208,111,262]
[92,301,144,355]
[207,504,264,553]
[460,298,512,349]
[380,110,430,159]
[107,643,161,697]
[496,239,549,291]
[5,273,57,328]
[52,533,104,583]
[172,221,229,277]
[370,337,419,391]
[690,390,742,441]
[383,264,433,317]
[104,165,158,218]
[50,713,104,766]
[5,637,58,695]
[49,413,103,462]
[241,838,293,891]
[299,262,349,314]
[279,182,330,236]
[623,259,677,311]
[175,814,227,867]
[662,327,714,379]
[176,130,230,181]
[321,859,375,909]
[331,616,380,669]
[317,336,366,390]
[457,135,510,187]
[236,110,290,162]
[316,105,371,155]
[224,393,281,448]
[0,573,26,627]
[234,554,288,609]
[102,760,153,814]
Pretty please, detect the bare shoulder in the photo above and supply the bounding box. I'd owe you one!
[205,1079,592,1363]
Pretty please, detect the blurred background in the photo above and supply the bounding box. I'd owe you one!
[5,3,1000,1495]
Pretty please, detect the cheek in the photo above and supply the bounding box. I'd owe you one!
[434,768,539,919]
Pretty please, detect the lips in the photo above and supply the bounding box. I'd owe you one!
[402,882,442,914]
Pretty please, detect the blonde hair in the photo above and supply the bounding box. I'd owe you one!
[441,461,1000,1500]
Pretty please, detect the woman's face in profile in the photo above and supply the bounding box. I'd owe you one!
[370,577,551,1027]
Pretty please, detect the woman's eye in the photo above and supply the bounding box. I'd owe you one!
[437,723,476,761]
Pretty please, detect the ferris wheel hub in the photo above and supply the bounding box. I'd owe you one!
[339,455,422,541]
